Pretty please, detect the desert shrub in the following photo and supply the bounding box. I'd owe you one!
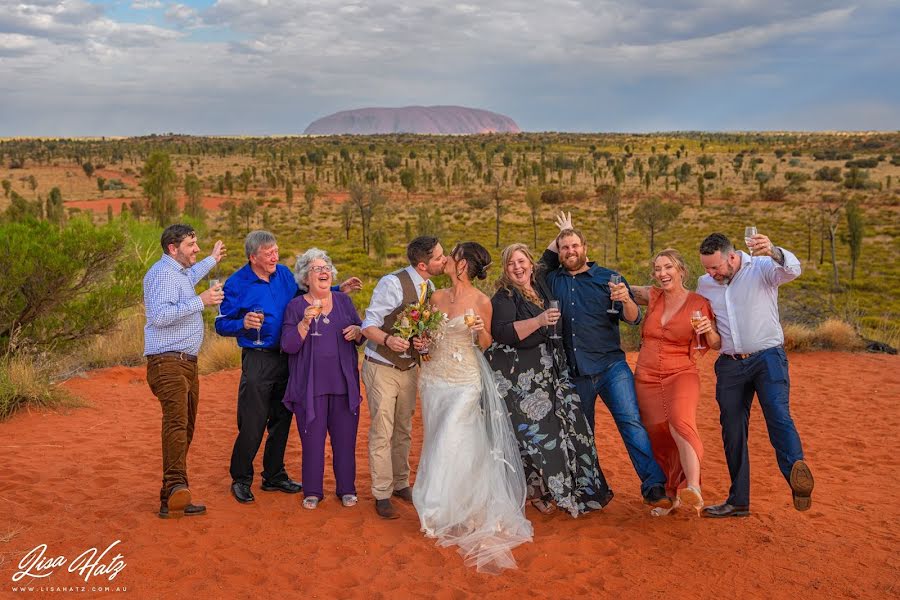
[199,328,242,375]
[812,150,853,161]
[814,166,842,182]
[845,158,878,169]
[0,356,75,421]
[0,217,155,355]
[783,319,864,352]
[75,310,145,369]
[540,188,567,204]
[703,171,716,179]
[105,178,127,190]
[466,196,490,210]
[760,186,787,201]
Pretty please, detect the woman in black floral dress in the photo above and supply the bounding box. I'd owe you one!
[485,243,612,516]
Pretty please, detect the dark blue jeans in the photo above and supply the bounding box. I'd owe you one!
[574,360,667,497]
[714,346,804,506]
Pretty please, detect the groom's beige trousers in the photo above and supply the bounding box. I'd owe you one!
[362,359,418,500]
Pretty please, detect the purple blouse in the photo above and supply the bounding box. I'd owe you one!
[281,292,363,427]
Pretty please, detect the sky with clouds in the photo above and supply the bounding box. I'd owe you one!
[1,0,898,136]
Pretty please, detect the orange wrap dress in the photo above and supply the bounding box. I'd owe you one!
[634,287,714,497]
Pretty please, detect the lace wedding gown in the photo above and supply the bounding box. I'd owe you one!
[413,316,533,574]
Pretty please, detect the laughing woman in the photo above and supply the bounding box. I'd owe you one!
[485,243,612,517]
[281,248,364,510]
[631,249,720,516]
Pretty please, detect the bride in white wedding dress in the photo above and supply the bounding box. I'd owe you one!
[412,242,533,574]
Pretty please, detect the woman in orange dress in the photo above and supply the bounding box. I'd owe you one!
[632,249,720,516]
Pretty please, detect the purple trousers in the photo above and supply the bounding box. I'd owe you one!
[295,394,359,499]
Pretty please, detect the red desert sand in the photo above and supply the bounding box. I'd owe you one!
[2,352,897,598]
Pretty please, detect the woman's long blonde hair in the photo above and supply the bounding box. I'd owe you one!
[651,248,690,288]
[496,243,544,307]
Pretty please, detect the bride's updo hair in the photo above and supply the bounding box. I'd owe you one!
[451,242,492,281]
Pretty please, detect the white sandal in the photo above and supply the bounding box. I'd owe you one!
[341,494,358,507]
[650,497,681,517]
[302,496,320,510]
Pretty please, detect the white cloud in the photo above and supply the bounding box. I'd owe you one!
[131,0,163,9]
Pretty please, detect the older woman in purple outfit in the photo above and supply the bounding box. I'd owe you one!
[281,248,364,509]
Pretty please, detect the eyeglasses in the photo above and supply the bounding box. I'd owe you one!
[310,265,331,274]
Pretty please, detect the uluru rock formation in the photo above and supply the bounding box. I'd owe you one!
[304,106,520,135]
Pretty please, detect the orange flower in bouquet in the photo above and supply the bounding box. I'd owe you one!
[393,282,446,361]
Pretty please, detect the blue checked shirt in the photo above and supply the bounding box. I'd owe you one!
[143,254,217,356]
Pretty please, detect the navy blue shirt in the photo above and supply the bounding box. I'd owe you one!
[215,263,300,349]
[540,249,641,377]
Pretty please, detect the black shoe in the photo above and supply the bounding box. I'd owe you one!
[702,502,750,518]
[375,498,399,520]
[392,486,413,502]
[158,502,207,519]
[643,484,673,509]
[790,460,814,512]
[231,482,255,504]
[261,478,302,494]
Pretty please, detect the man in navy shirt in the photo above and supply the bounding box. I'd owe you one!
[216,230,360,504]
[541,221,670,509]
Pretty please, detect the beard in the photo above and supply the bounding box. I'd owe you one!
[561,252,587,272]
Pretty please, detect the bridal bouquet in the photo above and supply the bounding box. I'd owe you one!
[393,282,445,360]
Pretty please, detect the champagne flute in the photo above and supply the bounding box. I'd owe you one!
[464,308,479,347]
[548,300,562,340]
[607,274,622,314]
[209,277,223,318]
[251,305,265,346]
[309,298,323,337]
[690,310,706,350]
[744,226,758,265]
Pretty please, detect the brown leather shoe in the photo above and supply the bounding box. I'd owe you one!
[375,498,399,519]
[167,484,191,512]
[701,502,750,518]
[392,486,413,502]
[790,460,814,512]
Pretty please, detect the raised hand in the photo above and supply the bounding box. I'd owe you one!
[555,211,573,231]
[339,276,363,294]
[211,240,227,263]
[746,233,775,258]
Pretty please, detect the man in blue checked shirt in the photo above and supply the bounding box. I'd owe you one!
[144,223,226,519]
[539,213,671,511]
[216,230,362,504]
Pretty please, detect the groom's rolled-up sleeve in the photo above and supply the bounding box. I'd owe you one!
[361,275,403,330]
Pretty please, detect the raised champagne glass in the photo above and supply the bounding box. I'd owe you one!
[251,305,265,346]
[607,274,622,314]
[464,308,479,347]
[548,300,562,340]
[690,310,706,350]
[309,298,323,337]
[209,277,223,318]
[744,226,758,266]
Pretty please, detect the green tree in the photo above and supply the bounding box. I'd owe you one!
[27,175,38,194]
[399,168,416,201]
[304,183,317,213]
[492,184,504,248]
[842,198,864,281]
[46,187,65,227]
[238,198,257,231]
[183,173,205,220]
[631,197,683,255]
[349,183,384,254]
[82,162,95,178]
[1,180,10,198]
[141,151,178,227]
[524,186,541,248]
[598,184,621,261]
[340,201,353,240]
[285,180,294,212]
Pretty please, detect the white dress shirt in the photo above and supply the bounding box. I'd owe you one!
[696,249,801,355]
[361,265,433,362]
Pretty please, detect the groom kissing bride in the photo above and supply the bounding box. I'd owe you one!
[361,237,533,574]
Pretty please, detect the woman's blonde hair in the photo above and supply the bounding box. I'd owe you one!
[651,248,689,288]
[496,243,543,307]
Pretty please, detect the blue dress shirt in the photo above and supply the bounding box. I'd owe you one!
[215,263,300,349]
[540,249,641,378]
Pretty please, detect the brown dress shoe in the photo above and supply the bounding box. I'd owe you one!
[375,498,399,519]
[167,484,191,512]
[790,460,814,511]
[392,486,413,502]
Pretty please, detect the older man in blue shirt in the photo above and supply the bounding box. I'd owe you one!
[697,232,813,517]
[541,223,670,509]
[144,223,225,518]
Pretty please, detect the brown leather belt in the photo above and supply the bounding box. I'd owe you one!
[723,350,763,360]
[364,355,414,371]
[149,351,198,363]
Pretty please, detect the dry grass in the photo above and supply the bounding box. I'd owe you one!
[198,330,242,374]
[0,356,76,421]
[77,310,146,369]
[783,319,865,352]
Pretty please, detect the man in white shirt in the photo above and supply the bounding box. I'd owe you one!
[361,236,447,519]
[697,232,814,517]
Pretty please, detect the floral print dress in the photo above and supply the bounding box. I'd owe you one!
[485,284,612,516]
